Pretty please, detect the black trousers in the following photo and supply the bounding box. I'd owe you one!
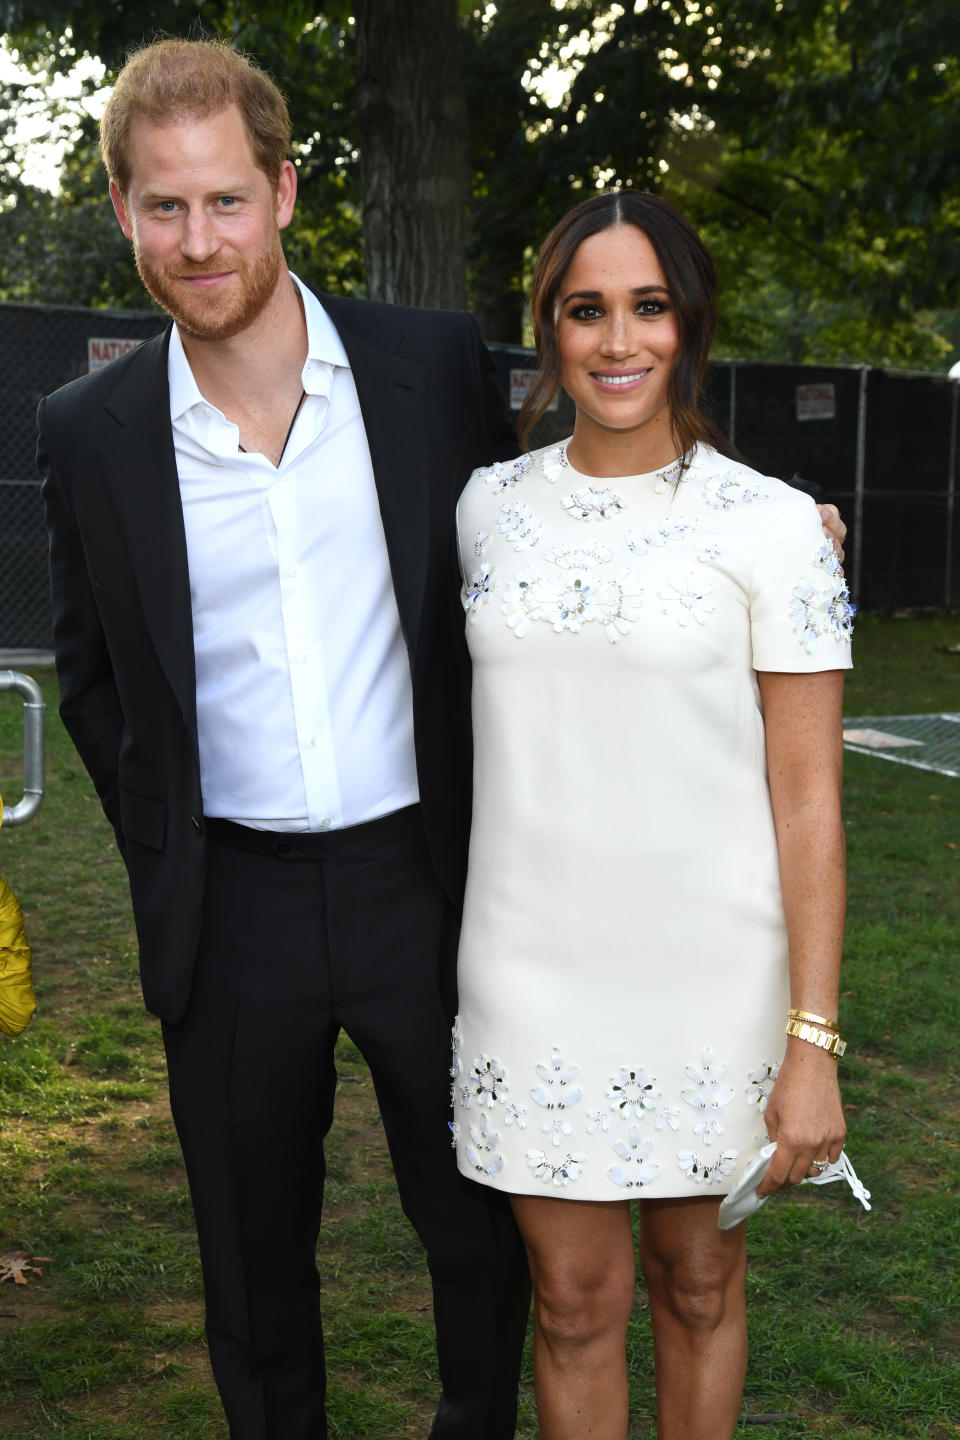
[161,806,530,1440]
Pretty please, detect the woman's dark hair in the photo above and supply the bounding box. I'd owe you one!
[518,190,733,460]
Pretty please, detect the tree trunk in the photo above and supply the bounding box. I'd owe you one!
[355,0,468,309]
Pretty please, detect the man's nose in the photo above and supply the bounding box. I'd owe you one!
[180,209,220,262]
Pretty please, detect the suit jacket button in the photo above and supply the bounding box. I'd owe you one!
[190,816,203,834]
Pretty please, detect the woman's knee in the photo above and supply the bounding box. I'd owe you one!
[641,1225,745,1333]
[533,1261,636,1351]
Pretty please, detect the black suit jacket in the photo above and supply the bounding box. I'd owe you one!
[38,292,516,1024]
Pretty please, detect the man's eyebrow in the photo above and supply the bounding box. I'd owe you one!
[136,180,253,200]
[560,284,670,304]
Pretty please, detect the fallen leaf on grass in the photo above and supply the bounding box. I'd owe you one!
[0,1251,53,1285]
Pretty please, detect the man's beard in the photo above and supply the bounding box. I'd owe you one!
[134,239,284,341]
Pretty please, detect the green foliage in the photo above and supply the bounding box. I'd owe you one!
[0,5,957,366]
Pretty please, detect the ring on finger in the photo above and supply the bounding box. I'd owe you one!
[811,1158,830,1173]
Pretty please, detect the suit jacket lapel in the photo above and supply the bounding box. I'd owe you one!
[98,331,199,737]
[321,295,429,655]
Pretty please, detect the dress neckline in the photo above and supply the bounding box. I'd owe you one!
[543,438,694,488]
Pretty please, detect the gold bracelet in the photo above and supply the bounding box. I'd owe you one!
[785,1016,847,1057]
[788,1007,839,1032]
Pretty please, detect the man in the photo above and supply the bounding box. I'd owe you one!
[38,38,528,1440]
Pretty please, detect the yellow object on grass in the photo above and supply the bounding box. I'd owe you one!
[0,794,37,1036]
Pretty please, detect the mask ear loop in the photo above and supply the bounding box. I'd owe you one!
[802,1149,872,1211]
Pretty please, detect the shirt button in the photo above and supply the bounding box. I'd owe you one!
[288,564,298,577]
[301,652,311,663]
[319,818,332,830]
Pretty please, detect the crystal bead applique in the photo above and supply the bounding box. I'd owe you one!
[542,442,570,485]
[479,454,534,493]
[465,1054,509,1108]
[652,459,683,494]
[502,569,644,642]
[545,542,615,569]
[745,1061,780,1112]
[703,472,768,510]
[677,1149,739,1184]
[462,564,497,621]
[527,1150,586,1188]
[626,519,696,557]
[606,1066,661,1120]
[498,501,543,551]
[659,571,716,626]
[790,543,855,652]
[465,1114,505,1178]
[562,486,626,521]
[608,1128,661,1189]
[530,1047,584,1114]
[681,1046,737,1148]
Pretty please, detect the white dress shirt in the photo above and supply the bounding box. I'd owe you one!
[169,273,419,831]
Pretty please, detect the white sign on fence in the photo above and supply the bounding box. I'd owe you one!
[795,382,836,421]
[87,337,145,372]
[509,367,559,412]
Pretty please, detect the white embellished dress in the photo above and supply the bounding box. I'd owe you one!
[452,441,854,1199]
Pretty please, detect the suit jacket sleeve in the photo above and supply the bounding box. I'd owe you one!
[467,314,518,468]
[38,395,124,835]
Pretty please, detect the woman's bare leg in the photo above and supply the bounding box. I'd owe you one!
[510,1193,636,1440]
[639,1196,748,1440]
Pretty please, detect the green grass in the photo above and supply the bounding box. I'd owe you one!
[1,617,959,1438]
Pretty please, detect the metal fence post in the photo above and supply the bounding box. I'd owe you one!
[851,366,869,603]
[0,671,45,826]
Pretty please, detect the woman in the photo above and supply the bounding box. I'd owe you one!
[451,192,854,1440]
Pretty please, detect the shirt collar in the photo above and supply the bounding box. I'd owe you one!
[168,271,349,423]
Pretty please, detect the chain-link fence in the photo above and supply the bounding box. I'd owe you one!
[1,300,167,652]
[2,300,959,651]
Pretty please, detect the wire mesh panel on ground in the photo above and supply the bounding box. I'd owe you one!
[843,713,960,779]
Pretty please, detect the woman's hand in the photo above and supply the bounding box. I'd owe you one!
[816,503,847,562]
[755,1042,846,1195]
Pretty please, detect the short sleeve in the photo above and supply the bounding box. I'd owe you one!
[750,490,854,673]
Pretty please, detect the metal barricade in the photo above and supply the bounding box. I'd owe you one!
[0,671,45,826]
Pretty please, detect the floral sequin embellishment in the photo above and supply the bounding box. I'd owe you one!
[562,486,625,521]
[542,443,571,485]
[745,1061,780,1113]
[703,472,768,510]
[545,542,615,570]
[681,1047,736,1147]
[465,1114,505,1179]
[498,501,543,551]
[478,454,533,492]
[653,460,683,494]
[465,1054,509,1108]
[791,544,855,652]
[462,564,497,621]
[608,1128,661,1189]
[677,1149,739,1185]
[531,1047,583,1113]
[659,571,716,626]
[607,1066,661,1120]
[626,519,696,557]
[502,569,644,643]
[527,1150,586,1188]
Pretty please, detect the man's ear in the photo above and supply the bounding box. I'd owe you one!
[274,159,297,233]
[109,180,134,239]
